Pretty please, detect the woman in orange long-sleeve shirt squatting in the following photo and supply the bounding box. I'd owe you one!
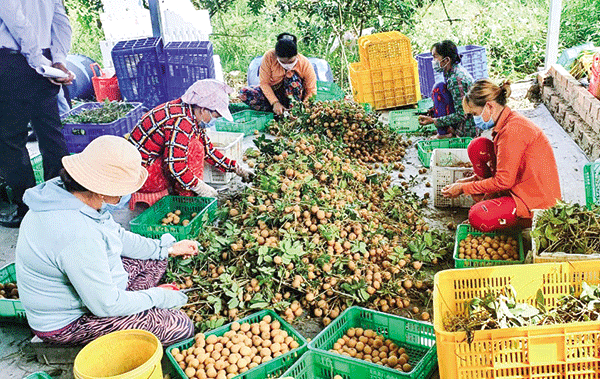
[239,33,317,116]
[442,79,562,232]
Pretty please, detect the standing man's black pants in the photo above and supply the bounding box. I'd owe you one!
[0,49,69,216]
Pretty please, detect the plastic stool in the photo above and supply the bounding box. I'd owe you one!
[129,189,169,210]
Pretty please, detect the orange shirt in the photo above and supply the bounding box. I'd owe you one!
[461,107,561,219]
[259,49,317,105]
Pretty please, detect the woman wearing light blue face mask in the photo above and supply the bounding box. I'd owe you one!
[239,33,317,116]
[127,79,253,199]
[418,40,478,139]
[442,79,561,233]
[15,135,201,346]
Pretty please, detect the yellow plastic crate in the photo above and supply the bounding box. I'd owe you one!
[358,31,413,69]
[433,261,600,379]
[349,59,421,110]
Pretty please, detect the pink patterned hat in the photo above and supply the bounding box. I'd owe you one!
[181,79,234,121]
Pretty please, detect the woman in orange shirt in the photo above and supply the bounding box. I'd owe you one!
[442,79,562,232]
[240,33,317,116]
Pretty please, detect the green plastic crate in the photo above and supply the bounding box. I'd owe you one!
[229,102,251,114]
[453,224,525,268]
[584,162,600,209]
[282,350,435,379]
[129,196,217,240]
[25,373,53,379]
[308,307,437,379]
[416,137,473,168]
[0,263,27,323]
[388,110,435,134]
[417,98,433,114]
[361,103,373,113]
[315,81,345,102]
[166,309,307,379]
[31,153,44,184]
[215,110,273,136]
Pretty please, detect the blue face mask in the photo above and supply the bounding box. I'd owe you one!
[473,106,495,130]
[199,113,217,129]
[101,194,131,213]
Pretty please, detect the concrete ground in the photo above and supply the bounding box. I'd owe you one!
[0,99,590,378]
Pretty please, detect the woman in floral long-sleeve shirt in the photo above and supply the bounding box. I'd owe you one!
[418,40,478,138]
[127,79,252,197]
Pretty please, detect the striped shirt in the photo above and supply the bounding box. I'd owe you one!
[435,64,478,137]
[127,99,236,191]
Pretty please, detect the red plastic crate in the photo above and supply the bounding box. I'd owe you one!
[90,63,122,102]
[589,66,600,99]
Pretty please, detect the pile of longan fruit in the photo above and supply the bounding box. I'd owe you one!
[331,328,413,372]
[161,209,196,226]
[0,282,18,299]
[171,315,301,379]
[457,234,519,261]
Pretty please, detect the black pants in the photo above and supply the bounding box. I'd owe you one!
[0,50,69,215]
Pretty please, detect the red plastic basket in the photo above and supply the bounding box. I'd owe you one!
[589,66,600,99]
[91,63,122,102]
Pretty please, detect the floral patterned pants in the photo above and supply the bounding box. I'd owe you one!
[239,72,304,111]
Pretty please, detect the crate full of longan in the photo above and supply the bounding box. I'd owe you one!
[130,196,217,240]
[308,306,437,379]
[453,224,525,268]
[166,309,307,379]
[0,263,27,323]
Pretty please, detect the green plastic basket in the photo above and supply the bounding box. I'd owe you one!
[453,224,525,268]
[0,263,27,323]
[166,309,307,379]
[229,102,251,114]
[31,154,44,184]
[584,162,600,210]
[129,196,217,240]
[416,137,473,168]
[25,373,54,379]
[315,81,345,102]
[215,110,273,136]
[417,98,433,114]
[282,350,434,379]
[308,307,437,379]
[388,110,435,134]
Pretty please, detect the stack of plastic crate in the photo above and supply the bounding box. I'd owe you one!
[349,31,421,110]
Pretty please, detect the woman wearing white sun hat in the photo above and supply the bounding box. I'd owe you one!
[15,135,196,346]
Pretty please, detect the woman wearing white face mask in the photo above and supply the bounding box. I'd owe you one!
[442,79,561,232]
[418,40,477,139]
[15,135,199,346]
[239,33,317,116]
[127,79,253,199]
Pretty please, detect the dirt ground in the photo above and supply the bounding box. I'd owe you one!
[0,80,590,378]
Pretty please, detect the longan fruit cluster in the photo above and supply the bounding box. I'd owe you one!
[458,234,519,261]
[0,282,18,299]
[331,328,412,372]
[172,315,301,379]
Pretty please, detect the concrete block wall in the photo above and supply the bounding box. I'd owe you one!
[538,65,600,160]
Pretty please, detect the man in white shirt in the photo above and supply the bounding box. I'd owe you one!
[0,0,75,227]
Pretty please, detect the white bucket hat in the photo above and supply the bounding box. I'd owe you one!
[62,135,148,196]
[181,79,234,121]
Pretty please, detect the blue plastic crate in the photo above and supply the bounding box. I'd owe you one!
[111,37,168,108]
[60,102,144,153]
[164,41,215,99]
[417,45,488,98]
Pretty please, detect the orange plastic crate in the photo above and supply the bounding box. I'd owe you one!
[358,31,413,69]
[433,261,600,379]
[349,59,421,110]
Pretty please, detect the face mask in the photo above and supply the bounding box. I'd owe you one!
[101,194,131,213]
[278,58,297,71]
[199,112,217,129]
[473,105,495,130]
[433,58,447,73]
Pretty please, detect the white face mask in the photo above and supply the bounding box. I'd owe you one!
[278,58,297,71]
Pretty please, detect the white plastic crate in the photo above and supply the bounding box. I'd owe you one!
[203,131,244,185]
[531,208,600,263]
[431,148,475,208]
